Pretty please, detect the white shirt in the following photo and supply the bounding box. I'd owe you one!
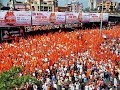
[85,85,89,90]
[75,83,80,90]
[33,84,37,90]
[82,73,86,79]
[114,78,118,87]
[53,83,57,89]
[89,85,93,90]
[42,83,48,90]
[69,84,75,90]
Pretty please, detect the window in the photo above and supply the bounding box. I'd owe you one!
[38,6,39,11]
[44,6,48,11]
[32,6,35,11]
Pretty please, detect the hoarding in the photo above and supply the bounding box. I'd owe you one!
[0,11,109,27]
[1,27,24,41]
[0,11,31,27]
[89,13,109,22]
[90,13,101,22]
[82,13,90,23]
[49,12,66,25]
[66,12,79,24]
[32,11,51,25]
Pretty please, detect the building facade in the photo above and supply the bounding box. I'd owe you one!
[96,0,118,13]
[88,0,97,10]
[29,0,58,11]
[54,6,68,12]
[116,3,120,12]
[66,0,83,12]
[5,0,58,11]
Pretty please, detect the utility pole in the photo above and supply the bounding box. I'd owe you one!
[100,0,104,31]
[39,0,42,11]
[65,0,68,28]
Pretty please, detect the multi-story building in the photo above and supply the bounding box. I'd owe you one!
[54,6,68,12]
[29,0,58,11]
[71,0,82,12]
[66,0,83,12]
[5,0,58,11]
[96,0,118,13]
[116,3,120,12]
[88,0,97,10]
[6,0,27,10]
[0,0,9,7]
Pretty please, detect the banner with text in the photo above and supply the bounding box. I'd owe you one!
[102,13,109,22]
[66,12,79,24]
[90,13,109,22]
[82,13,90,23]
[90,13,101,22]
[49,12,66,25]
[32,11,51,25]
[0,11,31,27]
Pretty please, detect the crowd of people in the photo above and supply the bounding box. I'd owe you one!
[0,26,120,90]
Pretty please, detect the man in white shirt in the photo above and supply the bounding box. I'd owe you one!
[42,82,48,90]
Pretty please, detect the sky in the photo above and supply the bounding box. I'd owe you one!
[1,0,120,8]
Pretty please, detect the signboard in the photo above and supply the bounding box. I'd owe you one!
[14,11,31,26]
[66,12,79,24]
[90,13,101,22]
[0,11,31,27]
[14,4,26,11]
[82,13,90,23]
[1,27,24,41]
[49,12,65,25]
[89,13,109,22]
[32,11,51,25]
[102,13,109,22]
[0,11,109,27]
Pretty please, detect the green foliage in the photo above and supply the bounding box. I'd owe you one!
[0,3,3,9]
[83,7,90,12]
[0,66,38,90]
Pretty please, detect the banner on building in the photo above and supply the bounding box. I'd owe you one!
[49,12,66,25]
[0,11,31,27]
[82,13,90,23]
[102,13,109,22]
[89,13,109,22]
[0,11,109,27]
[1,27,24,41]
[66,12,79,24]
[32,11,51,25]
[90,13,101,22]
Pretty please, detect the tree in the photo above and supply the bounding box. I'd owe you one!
[83,7,90,12]
[0,66,38,90]
[0,3,3,9]
[92,8,97,11]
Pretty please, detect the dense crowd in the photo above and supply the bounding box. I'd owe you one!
[0,26,120,90]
